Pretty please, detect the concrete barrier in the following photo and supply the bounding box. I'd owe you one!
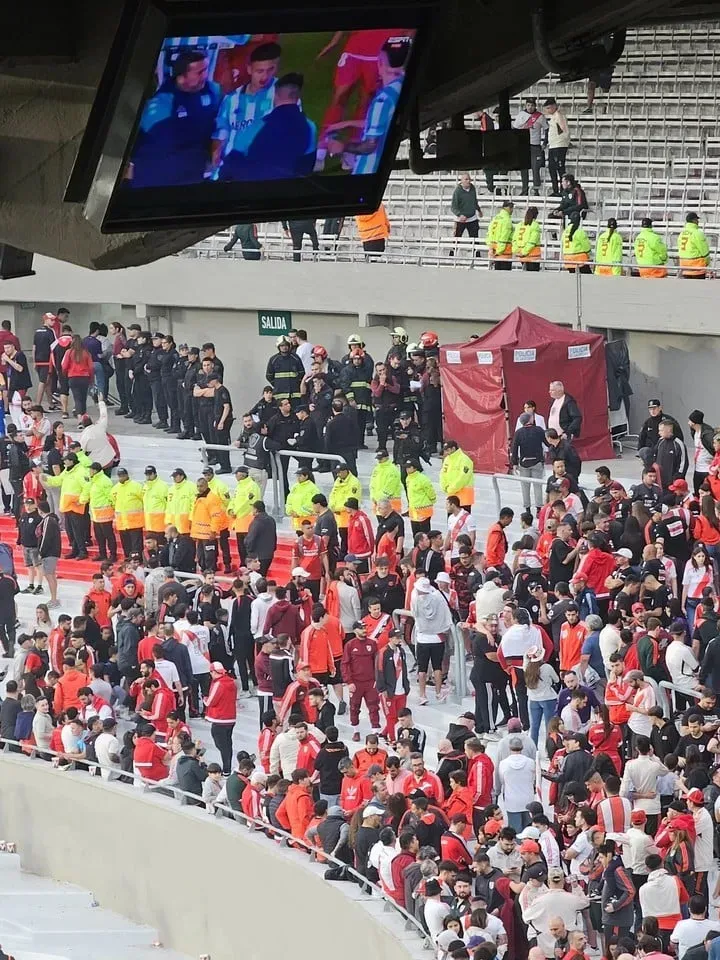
[0,754,421,960]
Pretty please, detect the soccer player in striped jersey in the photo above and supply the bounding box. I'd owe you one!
[326,37,411,176]
[210,42,282,177]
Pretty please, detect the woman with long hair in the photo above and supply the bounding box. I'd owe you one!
[696,495,720,574]
[110,321,129,414]
[682,545,713,631]
[594,217,624,276]
[524,645,559,746]
[60,334,94,421]
[619,516,645,564]
[664,825,695,896]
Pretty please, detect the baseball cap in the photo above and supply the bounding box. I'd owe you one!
[614,548,633,559]
[177,343,188,350]
[171,468,186,478]
[375,449,389,459]
[669,479,689,493]
[548,867,565,881]
[363,803,386,820]
[352,621,366,631]
[525,863,547,881]
[517,826,541,841]
[436,571,451,584]
[152,331,164,339]
[648,399,661,407]
[687,788,705,804]
[388,629,403,639]
[116,467,128,477]
[210,662,226,674]
[291,567,309,578]
[144,465,157,475]
[519,840,541,855]
[399,409,413,419]
[481,818,501,837]
[202,466,214,476]
[630,809,647,825]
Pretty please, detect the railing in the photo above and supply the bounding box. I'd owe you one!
[392,608,468,703]
[0,738,433,949]
[489,471,598,516]
[659,680,703,719]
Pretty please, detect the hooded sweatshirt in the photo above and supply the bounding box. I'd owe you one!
[498,751,536,812]
[250,592,278,639]
[264,599,303,643]
[410,582,454,639]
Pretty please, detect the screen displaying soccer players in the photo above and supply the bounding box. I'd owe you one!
[125,29,415,189]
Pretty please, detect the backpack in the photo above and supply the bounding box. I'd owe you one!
[0,545,15,576]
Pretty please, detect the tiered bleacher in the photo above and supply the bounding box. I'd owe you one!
[183,23,720,270]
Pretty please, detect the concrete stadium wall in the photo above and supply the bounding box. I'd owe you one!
[0,255,715,426]
[0,754,416,960]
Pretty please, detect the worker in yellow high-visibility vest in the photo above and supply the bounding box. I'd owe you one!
[80,462,118,562]
[440,440,475,512]
[227,465,261,565]
[110,468,145,558]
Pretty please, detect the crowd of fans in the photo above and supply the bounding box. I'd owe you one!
[2,314,720,958]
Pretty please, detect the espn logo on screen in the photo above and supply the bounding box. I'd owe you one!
[568,344,591,360]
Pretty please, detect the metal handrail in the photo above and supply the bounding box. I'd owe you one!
[392,608,467,702]
[489,471,593,515]
[659,679,702,719]
[0,738,433,948]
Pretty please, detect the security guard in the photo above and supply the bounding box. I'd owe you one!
[405,459,436,535]
[265,336,305,406]
[439,440,475,513]
[165,467,197,536]
[285,467,321,531]
[594,218,624,276]
[80,462,117,562]
[202,465,232,572]
[189,477,226,572]
[111,468,145,559]
[227,465,261,564]
[43,452,88,560]
[129,49,223,188]
[633,218,668,279]
[677,212,710,279]
[370,449,403,515]
[512,207,542,271]
[142,465,169,545]
[328,465,362,556]
[562,222,592,273]
[486,200,514,270]
[179,346,201,440]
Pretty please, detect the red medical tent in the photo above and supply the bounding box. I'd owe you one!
[440,307,614,474]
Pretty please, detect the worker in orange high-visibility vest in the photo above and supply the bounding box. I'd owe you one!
[190,476,227,573]
[355,203,390,258]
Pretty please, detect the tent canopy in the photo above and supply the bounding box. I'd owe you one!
[440,307,614,474]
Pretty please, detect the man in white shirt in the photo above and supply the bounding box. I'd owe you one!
[152,648,182,697]
[687,789,714,899]
[498,737,536,833]
[670,893,716,960]
[598,612,623,675]
[445,496,477,561]
[523,867,588,958]
[563,806,597,878]
[620,735,667,834]
[626,670,656,739]
[292,329,314,375]
[532,814,562,868]
[423,878,450,941]
[666,633,700,691]
[95,717,122,780]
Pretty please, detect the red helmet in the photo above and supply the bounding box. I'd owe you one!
[420,330,439,349]
[312,345,328,360]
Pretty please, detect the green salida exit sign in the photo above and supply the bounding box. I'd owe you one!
[258,310,292,336]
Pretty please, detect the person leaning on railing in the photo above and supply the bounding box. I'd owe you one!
[512,207,541,272]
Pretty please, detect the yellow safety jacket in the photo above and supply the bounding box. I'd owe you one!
[369,461,403,512]
[80,471,115,524]
[678,222,710,276]
[634,228,668,278]
[165,479,197,535]
[208,476,230,505]
[512,221,541,260]
[486,209,513,258]
[406,471,436,522]
[111,479,144,531]
[594,229,623,276]
[440,448,475,506]
[285,479,321,530]
[562,225,591,268]
[328,473,362,529]
[45,463,87,515]
[228,476,261,534]
[143,477,169,534]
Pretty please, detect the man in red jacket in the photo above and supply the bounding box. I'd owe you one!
[464,737,494,831]
[138,679,175,736]
[204,662,237,776]
[345,498,374,574]
[341,621,381,740]
[389,832,419,907]
[339,757,373,812]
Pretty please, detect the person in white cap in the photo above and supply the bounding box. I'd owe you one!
[435,571,458,617]
[410,576,454,705]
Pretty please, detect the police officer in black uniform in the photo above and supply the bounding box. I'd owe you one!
[130,332,152,424]
[208,373,234,474]
[146,332,168,429]
[159,334,180,434]
[179,346,201,440]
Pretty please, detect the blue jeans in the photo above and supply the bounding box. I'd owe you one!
[686,598,700,632]
[93,361,107,398]
[529,698,557,746]
[507,810,530,833]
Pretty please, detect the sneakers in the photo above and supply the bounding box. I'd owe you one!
[352,731,361,742]
[47,600,61,609]
[33,585,43,594]
[21,585,35,593]
[337,700,347,716]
